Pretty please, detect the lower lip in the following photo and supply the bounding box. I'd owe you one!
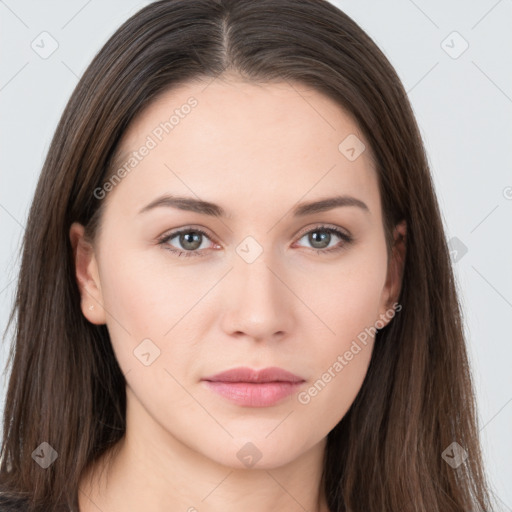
[203,381,303,407]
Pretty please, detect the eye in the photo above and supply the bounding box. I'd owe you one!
[293,225,353,255]
[157,227,218,258]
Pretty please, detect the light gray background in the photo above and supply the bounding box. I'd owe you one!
[1,0,511,509]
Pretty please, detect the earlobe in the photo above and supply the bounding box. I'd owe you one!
[69,222,106,325]
[378,220,407,326]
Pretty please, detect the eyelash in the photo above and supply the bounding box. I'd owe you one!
[157,224,353,258]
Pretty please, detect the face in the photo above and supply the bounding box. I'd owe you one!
[71,77,405,470]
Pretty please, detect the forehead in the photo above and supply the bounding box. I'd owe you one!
[105,78,380,221]
[118,77,371,158]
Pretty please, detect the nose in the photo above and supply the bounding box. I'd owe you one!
[220,248,296,343]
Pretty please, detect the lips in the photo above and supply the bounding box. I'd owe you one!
[203,366,305,384]
[201,366,305,407]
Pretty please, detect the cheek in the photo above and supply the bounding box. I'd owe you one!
[98,244,211,333]
[295,289,380,432]
[100,259,163,335]
[95,242,230,391]
[301,241,388,348]
[294,242,388,416]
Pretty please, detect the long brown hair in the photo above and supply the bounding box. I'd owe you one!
[0,0,495,510]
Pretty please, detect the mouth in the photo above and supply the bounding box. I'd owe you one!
[201,366,305,407]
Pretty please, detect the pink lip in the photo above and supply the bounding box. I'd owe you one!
[201,366,305,407]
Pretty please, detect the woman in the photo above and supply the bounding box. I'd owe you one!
[0,0,495,510]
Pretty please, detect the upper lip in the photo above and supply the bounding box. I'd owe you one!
[202,366,305,384]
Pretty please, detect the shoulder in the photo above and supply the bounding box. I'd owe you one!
[0,484,29,511]
[0,498,27,511]
[0,488,71,512]
[0,480,71,512]
[0,497,28,511]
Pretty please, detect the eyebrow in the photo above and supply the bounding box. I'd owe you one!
[138,194,370,217]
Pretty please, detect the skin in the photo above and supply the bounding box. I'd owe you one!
[70,76,406,512]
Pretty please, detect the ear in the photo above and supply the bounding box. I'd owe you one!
[377,220,406,326]
[69,222,106,325]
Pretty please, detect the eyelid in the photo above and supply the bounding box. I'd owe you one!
[294,222,352,240]
[157,224,216,241]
